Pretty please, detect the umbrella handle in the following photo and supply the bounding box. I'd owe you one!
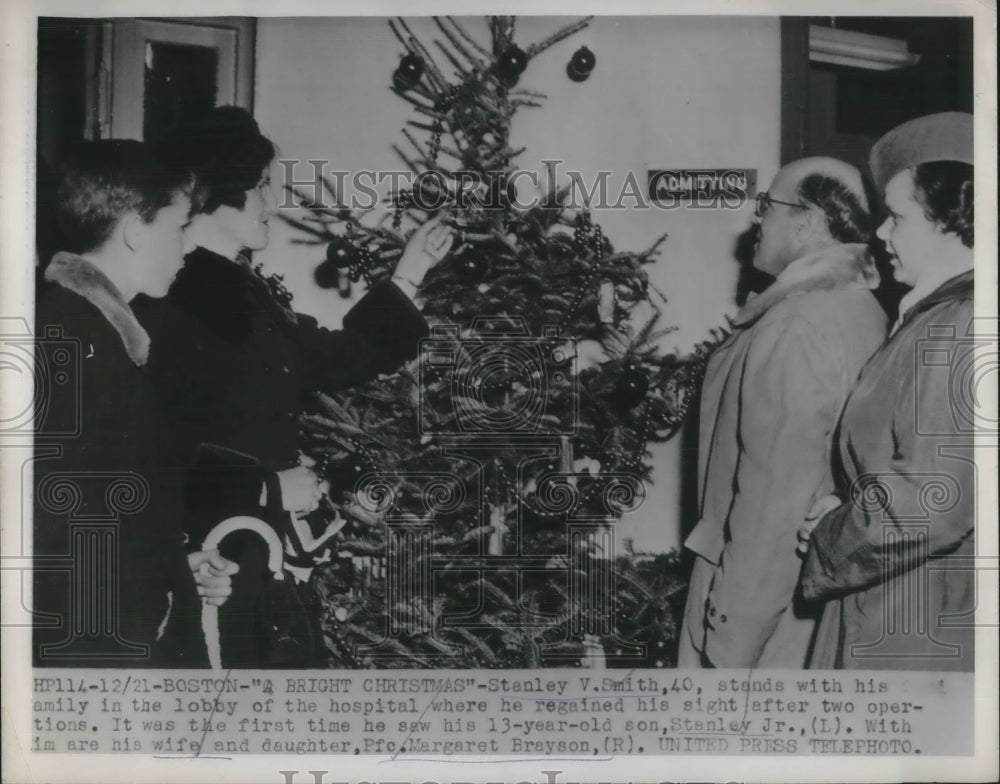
[200,516,285,670]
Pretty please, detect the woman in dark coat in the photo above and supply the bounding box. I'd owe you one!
[144,107,452,667]
[33,140,236,667]
[798,113,976,671]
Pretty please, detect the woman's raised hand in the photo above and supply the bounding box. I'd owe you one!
[392,216,456,296]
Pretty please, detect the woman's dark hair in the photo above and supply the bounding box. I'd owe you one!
[912,161,974,248]
[160,106,275,215]
[796,173,873,244]
[55,139,194,254]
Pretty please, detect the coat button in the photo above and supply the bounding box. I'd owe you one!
[286,411,296,420]
[720,614,727,623]
[281,365,290,375]
[708,606,716,618]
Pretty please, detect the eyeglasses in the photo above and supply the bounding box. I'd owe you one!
[755,191,809,219]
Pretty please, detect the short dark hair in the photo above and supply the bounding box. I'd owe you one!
[796,174,873,244]
[158,106,276,215]
[55,140,193,254]
[912,161,974,248]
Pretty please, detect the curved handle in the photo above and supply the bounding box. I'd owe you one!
[202,515,285,577]
[201,516,285,670]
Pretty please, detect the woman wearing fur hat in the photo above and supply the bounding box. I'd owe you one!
[798,112,976,671]
[142,106,453,667]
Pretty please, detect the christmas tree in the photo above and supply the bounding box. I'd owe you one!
[281,16,718,669]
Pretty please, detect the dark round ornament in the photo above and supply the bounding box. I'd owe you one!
[567,46,596,82]
[453,247,490,284]
[495,44,528,86]
[326,236,359,269]
[324,453,370,496]
[313,259,340,289]
[611,366,650,411]
[393,53,424,91]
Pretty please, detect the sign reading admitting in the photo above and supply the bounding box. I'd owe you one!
[647,168,757,208]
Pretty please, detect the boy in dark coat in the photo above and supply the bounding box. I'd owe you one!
[33,140,237,667]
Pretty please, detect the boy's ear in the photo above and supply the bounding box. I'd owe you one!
[121,211,145,252]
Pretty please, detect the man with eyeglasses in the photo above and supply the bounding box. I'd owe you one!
[678,157,888,669]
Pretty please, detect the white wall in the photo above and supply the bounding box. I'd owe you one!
[254,15,782,552]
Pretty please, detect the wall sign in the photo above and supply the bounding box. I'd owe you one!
[647,168,757,208]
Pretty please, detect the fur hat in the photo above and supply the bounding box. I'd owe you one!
[869,111,973,192]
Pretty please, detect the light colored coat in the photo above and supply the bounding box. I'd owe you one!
[679,245,887,668]
[802,271,975,671]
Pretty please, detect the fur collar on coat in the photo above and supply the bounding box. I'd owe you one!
[45,252,150,365]
[733,243,880,327]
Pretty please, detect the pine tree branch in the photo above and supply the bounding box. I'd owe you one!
[275,213,330,239]
[393,87,438,114]
[432,18,485,73]
[433,39,473,79]
[442,16,492,59]
[405,120,440,133]
[525,16,593,58]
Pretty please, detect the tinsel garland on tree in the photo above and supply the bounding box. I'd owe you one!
[281,16,723,669]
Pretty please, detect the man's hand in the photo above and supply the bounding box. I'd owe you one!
[188,549,239,606]
[797,493,842,555]
[392,216,455,296]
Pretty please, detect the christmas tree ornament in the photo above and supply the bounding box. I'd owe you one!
[575,339,605,371]
[598,280,616,324]
[495,44,528,86]
[313,259,340,290]
[452,245,490,284]
[566,46,596,82]
[611,365,650,411]
[392,53,425,91]
[326,236,359,269]
[392,189,413,231]
[323,452,371,496]
[338,269,353,298]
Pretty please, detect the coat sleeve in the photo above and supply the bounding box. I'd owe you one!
[703,315,845,667]
[297,280,429,391]
[800,303,975,600]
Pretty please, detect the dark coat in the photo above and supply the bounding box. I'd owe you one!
[138,246,430,667]
[142,246,429,473]
[33,254,206,667]
[802,271,975,671]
